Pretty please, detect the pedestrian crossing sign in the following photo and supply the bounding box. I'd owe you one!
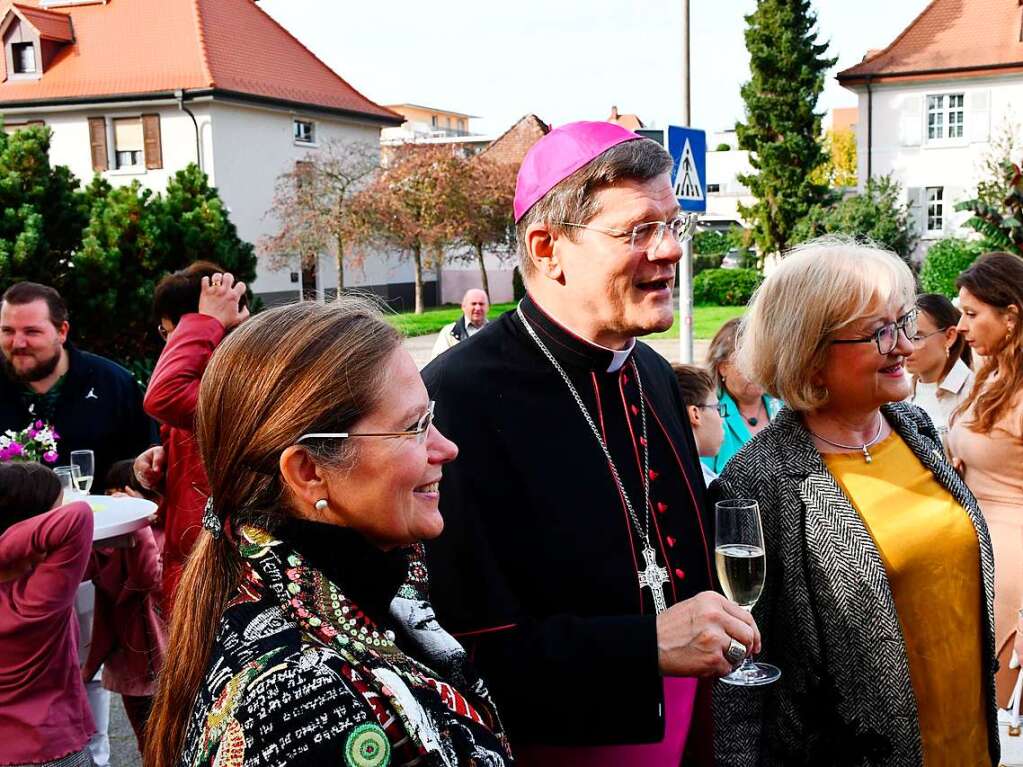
[667,126,706,213]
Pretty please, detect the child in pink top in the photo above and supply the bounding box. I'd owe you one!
[0,462,94,766]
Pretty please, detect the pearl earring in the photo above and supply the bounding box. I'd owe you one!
[314,499,328,512]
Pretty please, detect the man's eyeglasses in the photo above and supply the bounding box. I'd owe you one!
[556,213,698,255]
[297,401,435,446]
[696,402,727,417]
[830,310,918,356]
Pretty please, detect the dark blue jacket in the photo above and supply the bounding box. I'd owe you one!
[0,345,157,491]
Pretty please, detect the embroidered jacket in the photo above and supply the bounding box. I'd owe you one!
[712,402,998,766]
[178,525,513,767]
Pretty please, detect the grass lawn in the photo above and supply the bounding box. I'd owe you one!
[388,301,743,340]
[648,304,746,340]
[387,302,516,337]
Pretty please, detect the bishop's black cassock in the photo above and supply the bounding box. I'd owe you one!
[422,294,715,751]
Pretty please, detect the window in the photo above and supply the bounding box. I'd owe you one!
[113,117,144,169]
[927,94,964,140]
[706,183,721,193]
[12,42,36,74]
[431,115,439,128]
[293,119,315,144]
[926,187,943,232]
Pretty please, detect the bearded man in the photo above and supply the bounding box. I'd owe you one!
[0,282,155,490]
[422,122,760,765]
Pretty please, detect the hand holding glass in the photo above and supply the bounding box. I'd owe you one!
[715,498,781,686]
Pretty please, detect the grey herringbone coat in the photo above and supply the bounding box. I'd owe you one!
[713,402,998,767]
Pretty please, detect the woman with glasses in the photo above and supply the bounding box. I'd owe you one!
[947,252,1023,707]
[145,299,512,767]
[905,293,974,438]
[714,239,996,766]
[703,318,783,474]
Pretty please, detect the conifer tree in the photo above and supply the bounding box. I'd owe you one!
[736,0,836,256]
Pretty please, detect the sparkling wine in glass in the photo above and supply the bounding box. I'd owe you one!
[70,450,94,494]
[715,498,781,687]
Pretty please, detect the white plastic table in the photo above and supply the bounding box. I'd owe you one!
[81,494,157,543]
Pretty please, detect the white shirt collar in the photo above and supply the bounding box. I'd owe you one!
[940,357,973,395]
[526,295,637,373]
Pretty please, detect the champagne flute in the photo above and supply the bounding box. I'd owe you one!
[70,450,95,494]
[715,498,781,686]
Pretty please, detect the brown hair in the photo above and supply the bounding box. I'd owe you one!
[1,282,68,328]
[672,364,715,408]
[0,462,62,534]
[915,293,972,377]
[152,261,246,327]
[515,138,673,278]
[706,317,741,395]
[953,252,1023,434]
[144,297,401,767]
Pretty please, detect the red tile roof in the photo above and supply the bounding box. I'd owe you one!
[13,4,72,42]
[0,0,401,123]
[839,0,1023,85]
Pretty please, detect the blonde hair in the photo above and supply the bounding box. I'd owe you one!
[736,237,916,411]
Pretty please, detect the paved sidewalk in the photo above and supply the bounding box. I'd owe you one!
[406,332,709,369]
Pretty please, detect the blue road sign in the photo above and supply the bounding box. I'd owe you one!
[667,126,706,213]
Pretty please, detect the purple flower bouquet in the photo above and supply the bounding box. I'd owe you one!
[0,420,60,464]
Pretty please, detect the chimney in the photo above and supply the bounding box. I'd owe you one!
[610,106,619,120]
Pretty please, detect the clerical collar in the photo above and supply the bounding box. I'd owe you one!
[518,294,636,373]
[276,516,408,620]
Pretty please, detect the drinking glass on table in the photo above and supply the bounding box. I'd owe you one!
[70,450,94,494]
[715,498,781,686]
[54,466,81,500]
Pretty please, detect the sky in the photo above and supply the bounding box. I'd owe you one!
[258,0,927,137]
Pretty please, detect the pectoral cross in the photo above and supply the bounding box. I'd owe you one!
[638,545,668,614]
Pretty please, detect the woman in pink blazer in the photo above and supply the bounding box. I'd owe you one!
[0,462,94,767]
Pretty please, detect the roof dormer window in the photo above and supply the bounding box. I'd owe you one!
[12,42,35,73]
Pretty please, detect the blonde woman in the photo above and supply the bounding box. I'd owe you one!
[948,252,1023,706]
[714,239,997,766]
[704,318,782,474]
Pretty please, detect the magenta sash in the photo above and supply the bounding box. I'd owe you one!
[513,676,698,766]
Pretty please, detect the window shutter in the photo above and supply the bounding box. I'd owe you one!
[142,114,162,169]
[907,187,926,236]
[88,117,108,172]
[968,90,990,143]
[899,96,922,147]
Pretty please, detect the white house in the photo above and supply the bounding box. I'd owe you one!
[0,0,450,307]
[704,129,753,230]
[838,0,1023,260]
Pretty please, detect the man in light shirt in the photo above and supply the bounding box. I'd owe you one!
[430,288,489,359]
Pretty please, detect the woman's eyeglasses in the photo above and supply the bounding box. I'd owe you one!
[830,310,918,356]
[297,402,435,446]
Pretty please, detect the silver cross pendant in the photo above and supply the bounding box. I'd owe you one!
[637,545,669,614]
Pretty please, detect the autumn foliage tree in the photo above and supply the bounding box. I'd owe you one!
[447,157,517,300]
[348,144,465,313]
[260,140,378,290]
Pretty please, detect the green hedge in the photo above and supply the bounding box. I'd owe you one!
[919,238,984,298]
[693,268,763,306]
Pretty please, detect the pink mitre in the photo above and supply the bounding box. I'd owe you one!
[513,121,642,223]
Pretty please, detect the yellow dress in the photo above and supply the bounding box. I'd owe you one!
[823,432,988,766]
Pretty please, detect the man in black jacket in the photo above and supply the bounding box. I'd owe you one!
[0,282,156,491]
[422,122,760,764]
